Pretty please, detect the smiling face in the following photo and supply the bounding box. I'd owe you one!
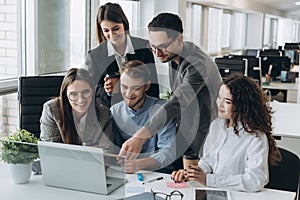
[67,80,93,117]
[216,84,233,126]
[120,73,150,111]
[100,20,126,46]
[148,31,181,63]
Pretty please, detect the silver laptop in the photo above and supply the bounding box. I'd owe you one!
[37,141,126,195]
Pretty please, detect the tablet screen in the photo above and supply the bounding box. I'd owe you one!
[195,189,231,200]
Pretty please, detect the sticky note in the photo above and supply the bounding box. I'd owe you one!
[166,181,190,189]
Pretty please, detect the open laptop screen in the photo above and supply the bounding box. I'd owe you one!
[37,141,126,195]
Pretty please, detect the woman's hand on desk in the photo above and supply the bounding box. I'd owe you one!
[171,165,206,186]
[171,169,187,183]
[186,165,206,186]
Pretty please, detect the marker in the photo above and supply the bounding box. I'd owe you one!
[142,176,163,184]
[137,173,144,181]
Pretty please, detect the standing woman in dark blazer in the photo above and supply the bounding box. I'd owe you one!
[40,68,114,153]
[85,2,159,108]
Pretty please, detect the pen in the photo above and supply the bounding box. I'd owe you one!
[142,176,163,184]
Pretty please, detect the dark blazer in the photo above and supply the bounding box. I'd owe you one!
[85,36,159,108]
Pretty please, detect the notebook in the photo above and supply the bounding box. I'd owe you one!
[37,141,126,195]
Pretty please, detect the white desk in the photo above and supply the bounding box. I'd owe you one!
[271,101,300,139]
[262,79,298,102]
[262,81,298,91]
[271,101,300,157]
[0,162,296,200]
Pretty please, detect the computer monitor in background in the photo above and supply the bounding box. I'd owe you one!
[245,49,259,57]
[229,55,260,79]
[259,49,282,57]
[215,57,246,79]
[261,56,291,79]
[285,50,295,64]
[284,43,300,50]
[284,43,300,65]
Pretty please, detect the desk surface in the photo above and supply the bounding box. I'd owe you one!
[0,162,295,200]
[271,101,300,138]
[262,80,298,91]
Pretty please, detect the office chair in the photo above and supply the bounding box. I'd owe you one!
[265,147,300,196]
[18,76,64,138]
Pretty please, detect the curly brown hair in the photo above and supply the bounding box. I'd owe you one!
[223,74,281,166]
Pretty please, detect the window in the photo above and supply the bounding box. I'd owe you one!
[207,7,222,54]
[292,21,300,42]
[0,0,89,137]
[231,12,246,52]
[263,15,278,49]
[186,3,203,47]
[263,17,271,48]
[187,4,247,55]
[26,0,87,75]
[0,0,19,137]
[221,12,231,50]
[0,0,19,89]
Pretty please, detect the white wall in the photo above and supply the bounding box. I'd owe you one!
[139,0,188,30]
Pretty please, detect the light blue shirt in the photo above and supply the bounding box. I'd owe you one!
[110,96,176,171]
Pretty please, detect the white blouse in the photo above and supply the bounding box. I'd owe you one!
[107,34,135,68]
[198,118,269,192]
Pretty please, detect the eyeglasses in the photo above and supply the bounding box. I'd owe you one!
[147,35,178,54]
[68,89,92,101]
[151,189,184,200]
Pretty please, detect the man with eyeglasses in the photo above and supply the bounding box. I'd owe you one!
[110,60,176,174]
[119,13,222,169]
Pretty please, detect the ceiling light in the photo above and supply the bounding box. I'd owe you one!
[295,1,300,5]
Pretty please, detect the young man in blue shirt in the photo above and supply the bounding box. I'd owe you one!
[110,60,176,174]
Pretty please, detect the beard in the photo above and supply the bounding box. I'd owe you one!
[159,52,179,63]
[127,95,146,111]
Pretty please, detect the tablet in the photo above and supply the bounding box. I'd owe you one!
[195,188,232,200]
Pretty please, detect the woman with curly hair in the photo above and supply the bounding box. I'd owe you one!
[171,74,281,192]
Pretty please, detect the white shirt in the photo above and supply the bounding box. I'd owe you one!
[107,35,135,68]
[198,118,269,192]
